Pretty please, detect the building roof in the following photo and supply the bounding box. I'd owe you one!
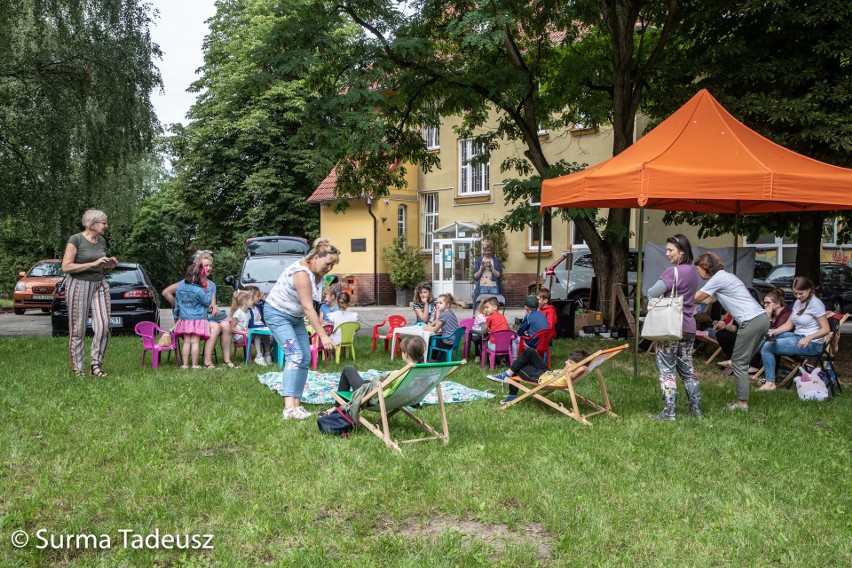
[307,169,339,203]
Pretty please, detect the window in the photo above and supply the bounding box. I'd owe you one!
[458,139,489,195]
[397,204,407,238]
[823,218,849,247]
[570,221,586,246]
[529,213,552,250]
[423,125,439,150]
[422,193,438,250]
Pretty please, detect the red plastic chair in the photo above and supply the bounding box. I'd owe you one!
[458,317,474,359]
[482,329,517,370]
[518,328,556,368]
[135,321,178,369]
[372,315,407,354]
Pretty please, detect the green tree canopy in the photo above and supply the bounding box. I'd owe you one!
[0,0,162,263]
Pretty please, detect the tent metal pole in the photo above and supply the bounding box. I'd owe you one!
[733,204,740,276]
[634,206,644,380]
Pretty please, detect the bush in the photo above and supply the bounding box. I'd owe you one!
[383,236,428,290]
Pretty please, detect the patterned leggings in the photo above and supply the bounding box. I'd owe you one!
[67,277,111,372]
[655,333,698,404]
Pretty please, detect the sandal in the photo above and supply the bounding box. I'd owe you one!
[203,363,221,371]
[91,365,108,378]
[181,365,189,369]
[223,361,238,369]
[73,370,85,378]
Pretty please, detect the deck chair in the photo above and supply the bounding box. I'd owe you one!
[777,312,848,390]
[501,344,629,425]
[331,361,462,452]
[694,332,724,365]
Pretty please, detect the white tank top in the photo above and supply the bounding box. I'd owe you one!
[266,261,322,317]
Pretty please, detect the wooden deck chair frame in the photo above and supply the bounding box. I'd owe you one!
[694,334,724,365]
[330,361,461,452]
[501,344,629,426]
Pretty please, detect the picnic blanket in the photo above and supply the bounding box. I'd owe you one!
[257,369,495,405]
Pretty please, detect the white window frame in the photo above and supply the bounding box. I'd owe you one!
[570,221,587,246]
[422,193,438,250]
[822,218,849,248]
[397,204,407,238]
[423,125,440,151]
[528,212,552,251]
[458,138,490,196]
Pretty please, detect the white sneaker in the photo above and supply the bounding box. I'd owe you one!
[282,408,293,419]
[290,406,313,420]
[757,381,776,391]
[264,355,272,365]
[255,355,268,366]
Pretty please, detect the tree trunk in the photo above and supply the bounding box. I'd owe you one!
[796,212,825,285]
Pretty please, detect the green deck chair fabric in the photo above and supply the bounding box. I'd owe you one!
[331,361,462,452]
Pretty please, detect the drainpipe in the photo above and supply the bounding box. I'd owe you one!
[366,196,378,305]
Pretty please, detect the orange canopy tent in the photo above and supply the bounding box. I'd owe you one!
[541,89,852,214]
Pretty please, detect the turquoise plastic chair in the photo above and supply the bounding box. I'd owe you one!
[428,327,466,362]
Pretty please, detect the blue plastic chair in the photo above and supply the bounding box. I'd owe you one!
[428,327,466,362]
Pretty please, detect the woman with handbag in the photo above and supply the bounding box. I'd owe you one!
[694,252,769,412]
[646,234,701,420]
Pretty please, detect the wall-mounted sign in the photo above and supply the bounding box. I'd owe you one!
[351,238,366,252]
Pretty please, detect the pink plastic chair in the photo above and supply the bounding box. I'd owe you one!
[482,329,517,370]
[458,317,474,359]
[135,321,178,369]
[309,324,334,368]
[232,330,248,362]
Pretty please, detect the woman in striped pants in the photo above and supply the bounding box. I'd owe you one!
[61,209,117,377]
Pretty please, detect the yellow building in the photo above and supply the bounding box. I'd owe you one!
[308,113,734,306]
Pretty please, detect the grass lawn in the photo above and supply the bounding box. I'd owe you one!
[1,335,849,567]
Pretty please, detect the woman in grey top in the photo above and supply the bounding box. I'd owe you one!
[694,252,769,411]
[61,209,117,377]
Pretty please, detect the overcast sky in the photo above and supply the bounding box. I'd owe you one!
[147,0,217,127]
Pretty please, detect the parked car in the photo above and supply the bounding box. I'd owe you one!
[226,236,311,295]
[13,259,64,314]
[244,235,309,257]
[542,248,639,307]
[753,262,852,313]
[51,263,160,336]
[754,260,774,280]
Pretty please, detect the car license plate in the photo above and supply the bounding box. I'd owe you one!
[86,317,123,327]
[32,295,53,300]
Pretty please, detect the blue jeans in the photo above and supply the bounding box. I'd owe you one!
[760,332,822,383]
[264,305,310,399]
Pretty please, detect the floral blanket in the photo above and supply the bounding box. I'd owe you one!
[257,369,495,406]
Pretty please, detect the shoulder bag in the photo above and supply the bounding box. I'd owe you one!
[641,266,684,342]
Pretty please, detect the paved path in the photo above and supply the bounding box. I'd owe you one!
[4,306,850,338]
[0,306,527,338]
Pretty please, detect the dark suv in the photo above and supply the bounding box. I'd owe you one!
[226,236,310,295]
[753,262,852,312]
[51,263,160,336]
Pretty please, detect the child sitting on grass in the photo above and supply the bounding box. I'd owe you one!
[487,349,590,405]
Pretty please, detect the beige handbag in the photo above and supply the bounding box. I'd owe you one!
[641,267,684,342]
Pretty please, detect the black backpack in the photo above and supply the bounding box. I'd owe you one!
[317,407,355,437]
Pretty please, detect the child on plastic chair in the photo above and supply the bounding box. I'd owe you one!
[327,291,359,345]
[488,349,590,405]
[231,290,271,365]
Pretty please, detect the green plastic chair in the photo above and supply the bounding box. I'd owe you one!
[333,321,361,363]
[332,361,462,452]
